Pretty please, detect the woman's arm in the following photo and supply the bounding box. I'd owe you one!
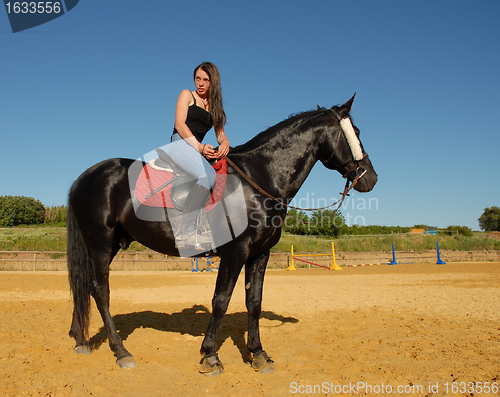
[174,89,205,153]
[215,126,230,159]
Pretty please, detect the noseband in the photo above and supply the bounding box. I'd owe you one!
[323,108,370,204]
[327,108,368,179]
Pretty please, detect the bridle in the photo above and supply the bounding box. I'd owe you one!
[326,107,368,189]
[224,108,369,212]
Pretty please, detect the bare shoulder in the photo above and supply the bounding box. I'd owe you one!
[178,89,195,106]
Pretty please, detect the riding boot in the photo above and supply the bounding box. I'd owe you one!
[175,183,213,248]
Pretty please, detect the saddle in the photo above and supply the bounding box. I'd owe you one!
[134,148,227,211]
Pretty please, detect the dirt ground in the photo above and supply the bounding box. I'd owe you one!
[0,263,499,397]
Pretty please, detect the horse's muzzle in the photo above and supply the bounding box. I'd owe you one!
[352,158,377,193]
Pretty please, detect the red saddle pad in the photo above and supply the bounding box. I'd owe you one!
[135,159,227,211]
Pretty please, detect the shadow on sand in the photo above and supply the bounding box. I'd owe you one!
[89,305,298,362]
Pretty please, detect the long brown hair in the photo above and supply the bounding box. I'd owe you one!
[194,62,226,129]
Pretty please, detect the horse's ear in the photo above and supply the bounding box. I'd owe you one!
[331,93,356,119]
[340,93,356,113]
[317,105,321,110]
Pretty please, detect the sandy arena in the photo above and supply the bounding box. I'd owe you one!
[0,263,499,396]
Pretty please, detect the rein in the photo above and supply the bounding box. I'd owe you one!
[222,107,368,213]
[225,156,366,212]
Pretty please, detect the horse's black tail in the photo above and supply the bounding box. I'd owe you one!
[67,203,94,341]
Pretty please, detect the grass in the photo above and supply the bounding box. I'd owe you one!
[0,226,498,254]
[0,226,67,251]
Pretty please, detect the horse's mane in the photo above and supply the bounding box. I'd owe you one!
[231,109,325,154]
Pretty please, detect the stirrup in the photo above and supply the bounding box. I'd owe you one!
[175,222,213,250]
[176,233,213,250]
[190,229,214,249]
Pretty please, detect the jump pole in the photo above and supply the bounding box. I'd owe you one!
[201,256,219,272]
[192,256,220,272]
[286,245,297,271]
[436,241,446,264]
[287,244,338,270]
[293,257,330,269]
[389,243,398,265]
[330,242,342,270]
[191,257,199,272]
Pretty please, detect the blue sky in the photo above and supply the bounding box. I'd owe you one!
[1,1,499,230]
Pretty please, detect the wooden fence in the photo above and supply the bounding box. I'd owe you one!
[0,250,498,271]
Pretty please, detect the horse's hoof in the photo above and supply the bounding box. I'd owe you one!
[117,355,137,369]
[73,345,92,355]
[199,354,224,377]
[252,351,275,374]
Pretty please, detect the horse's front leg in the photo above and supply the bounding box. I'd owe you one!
[200,257,244,376]
[245,251,275,373]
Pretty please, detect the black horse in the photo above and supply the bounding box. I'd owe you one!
[67,95,377,375]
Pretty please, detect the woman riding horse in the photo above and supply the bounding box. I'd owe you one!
[168,62,230,248]
[67,93,377,374]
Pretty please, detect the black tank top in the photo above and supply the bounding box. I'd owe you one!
[173,92,213,142]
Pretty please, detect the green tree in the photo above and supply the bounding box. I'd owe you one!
[308,209,346,237]
[284,209,309,235]
[44,205,68,225]
[445,225,473,236]
[478,206,500,232]
[0,196,45,226]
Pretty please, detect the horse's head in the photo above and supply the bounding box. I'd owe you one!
[320,94,378,193]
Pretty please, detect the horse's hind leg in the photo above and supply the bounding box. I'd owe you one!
[69,306,92,354]
[245,251,274,373]
[90,244,137,369]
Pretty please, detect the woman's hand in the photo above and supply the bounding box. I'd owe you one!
[216,140,230,159]
[201,144,217,159]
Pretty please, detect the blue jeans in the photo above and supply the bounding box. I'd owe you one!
[168,133,216,190]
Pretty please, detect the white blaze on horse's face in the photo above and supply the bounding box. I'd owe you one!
[340,117,364,161]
